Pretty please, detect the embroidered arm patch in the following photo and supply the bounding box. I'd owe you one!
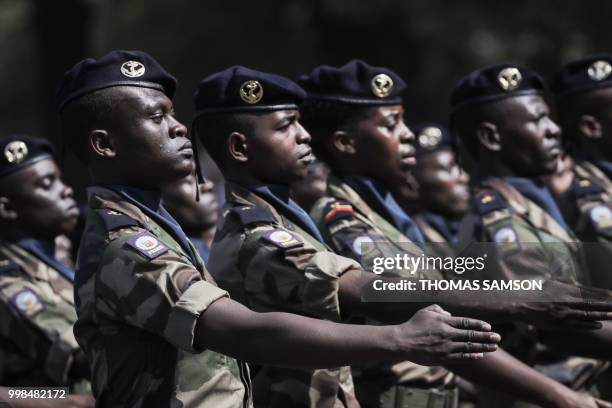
[10,288,45,318]
[261,229,304,249]
[126,232,169,260]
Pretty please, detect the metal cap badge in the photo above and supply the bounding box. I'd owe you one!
[121,60,146,78]
[497,67,522,91]
[371,73,394,98]
[417,126,443,149]
[4,141,28,164]
[587,60,612,82]
[240,80,264,104]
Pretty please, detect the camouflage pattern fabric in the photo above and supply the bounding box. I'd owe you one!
[74,186,251,408]
[0,241,88,391]
[310,175,454,408]
[208,181,360,408]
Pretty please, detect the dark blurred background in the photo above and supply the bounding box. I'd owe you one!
[1,0,610,198]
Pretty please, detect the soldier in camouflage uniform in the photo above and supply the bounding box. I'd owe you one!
[299,61,612,408]
[0,135,93,406]
[551,53,612,290]
[56,50,500,408]
[451,63,612,406]
[194,65,504,408]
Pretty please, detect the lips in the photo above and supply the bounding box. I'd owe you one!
[298,149,314,164]
[179,141,193,153]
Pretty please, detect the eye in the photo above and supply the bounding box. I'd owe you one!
[39,176,54,190]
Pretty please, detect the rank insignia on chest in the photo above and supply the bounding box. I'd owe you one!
[589,205,612,231]
[262,229,303,249]
[11,288,44,318]
[127,232,169,259]
[324,202,354,224]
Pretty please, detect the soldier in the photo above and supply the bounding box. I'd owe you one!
[162,171,218,263]
[299,60,612,408]
[0,135,93,406]
[552,54,612,290]
[56,50,499,408]
[451,63,612,404]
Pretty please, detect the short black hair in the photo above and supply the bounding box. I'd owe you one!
[193,112,256,171]
[59,87,117,163]
[299,99,372,164]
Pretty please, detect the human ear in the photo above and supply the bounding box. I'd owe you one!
[228,132,248,162]
[0,197,18,220]
[332,130,357,155]
[577,114,602,139]
[476,122,501,152]
[90,130,116,158]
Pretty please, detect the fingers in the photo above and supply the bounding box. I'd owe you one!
[561,320,604,330]
[562,309,612,321]
[596,398,612,408]
[447,316,492,332]
[450,341,498,353]
[451,329,501,343]
[424,304,451,316]
[444,352,485,362]
[558,300,612,312]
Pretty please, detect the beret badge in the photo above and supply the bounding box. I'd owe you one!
[371,73,394,98]
[120,60,146,78]
[4,141,28,164]
[497,67,522,91]
[417,127,443,149]
[240,80,264,104]
[587,60,612,82]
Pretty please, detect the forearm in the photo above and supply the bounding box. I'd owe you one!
[450,348,567,408]
[540,320,612,359]
[196,297,400,368]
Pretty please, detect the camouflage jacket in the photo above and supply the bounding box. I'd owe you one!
[208,181,360,408]
[557,160,612,289]
[413,216,457,259]
[459,177,587,283]
[309,176,452,392]
[74,186,251,408]
[0,241,86,389]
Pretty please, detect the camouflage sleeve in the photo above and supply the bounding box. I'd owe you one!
[95,232,228,353]
[0,278,80,385]
[238,226,359,321]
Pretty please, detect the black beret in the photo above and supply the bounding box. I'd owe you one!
[552,53,612,99]
[194,66,306,115]
[56,50,177,111]
[451,63,545,111]
[298,59,406,105]
[411,122,452,157]
[0,135,55,179]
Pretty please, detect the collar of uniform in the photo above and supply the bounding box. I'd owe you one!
[87,186,152,225]
[224,181,284,220]
[326,174,373,216]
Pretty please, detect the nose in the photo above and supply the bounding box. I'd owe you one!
[296,122,312,144]
[60,181,74,200]
[399,122,415,144]
[546,117,562,140]
[170,117,188,139]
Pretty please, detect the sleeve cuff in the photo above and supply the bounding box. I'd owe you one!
[164,280,228,353]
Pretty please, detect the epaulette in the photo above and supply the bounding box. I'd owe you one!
[95,209,139,231]
[323,200,355,225]
[572,178,603,198]
[473,190,507,215]
[230,206,275,226]
[0,259,19,274]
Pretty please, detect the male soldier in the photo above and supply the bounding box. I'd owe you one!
[299,61,612,408]
[57,50,498,408]
[162,171,218,263]
[552,54,612,290]
[451,63,612,405]
[0,135,93,406]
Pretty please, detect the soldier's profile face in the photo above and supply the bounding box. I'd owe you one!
[104,87,193,188]
[414,149,470,217]
[245,109,314,184]
[0,158,79,238]
[352,104,415,186]
[496,95,562,176]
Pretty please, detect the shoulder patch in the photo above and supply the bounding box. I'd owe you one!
[126,232,169,260]
[262,229,303,249]
[352,235,375,256]
[589,204,612,232]
[323,201,355,224]
[230,206,275,226]
[0,259,19,274]
[474,190,507,214]
[10,288,44,318]
[573,178,603,198]
[490,225,521,257]
[95,209,139,231]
